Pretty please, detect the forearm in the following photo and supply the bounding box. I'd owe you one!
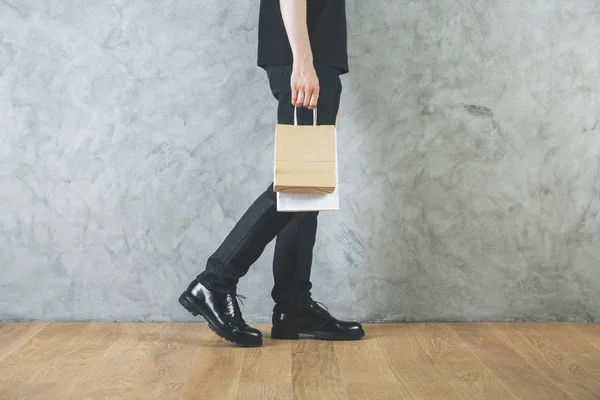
[279,0,313,65]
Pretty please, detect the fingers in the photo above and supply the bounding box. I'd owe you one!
[291,86,298,107]
[291,83,319,109]
[296,89,305,108]
[303,83,317,108]
[299,86,319,109]
[308,89,319,110]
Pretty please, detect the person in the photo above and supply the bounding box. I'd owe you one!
[178,0,364,347]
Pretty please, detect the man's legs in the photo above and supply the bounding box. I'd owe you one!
[271,212,318,308]
[182,63,363,343]
[267,65,363,340]
[270,64,343,310]
[193,64,343,295]
[195,182,295,294]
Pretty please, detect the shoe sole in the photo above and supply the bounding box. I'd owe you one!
[271,325,365,341]
[179,292,262,347]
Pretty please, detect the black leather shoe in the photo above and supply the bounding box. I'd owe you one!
[271,300,365,341]
[179,279,262,347]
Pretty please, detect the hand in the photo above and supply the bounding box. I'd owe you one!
[291,60,319,110]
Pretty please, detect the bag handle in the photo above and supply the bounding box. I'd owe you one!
[294,107,318,127]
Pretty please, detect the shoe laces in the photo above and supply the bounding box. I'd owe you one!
[226,293,247,325]
[236,294,246,305]
[313,300,331,316]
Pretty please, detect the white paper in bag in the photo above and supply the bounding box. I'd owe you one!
[276,128,339,212]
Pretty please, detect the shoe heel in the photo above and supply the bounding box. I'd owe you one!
[178,293,200,316]
[271,325,300,340]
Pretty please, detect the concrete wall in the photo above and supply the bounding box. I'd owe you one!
[1,0,599,323]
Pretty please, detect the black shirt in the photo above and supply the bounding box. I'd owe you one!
[258,0,348,73]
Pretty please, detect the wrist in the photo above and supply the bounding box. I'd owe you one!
[293,52,313,66]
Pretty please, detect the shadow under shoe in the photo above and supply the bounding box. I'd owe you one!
[179,279,262,347]
[271,300,365,341]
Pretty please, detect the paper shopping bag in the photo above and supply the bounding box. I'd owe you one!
[277,128,339,212]
[274,107,337,194]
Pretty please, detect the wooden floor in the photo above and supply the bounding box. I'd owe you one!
[1,322,599,400]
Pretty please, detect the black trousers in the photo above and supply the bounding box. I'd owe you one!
[196,64,343,309]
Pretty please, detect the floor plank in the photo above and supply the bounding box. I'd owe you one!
[532,323,600,377]
[411,323,516,400]
[0,322,90,392]
[346,382,412,400]
[0,322,598,400]
[448,322,575,400]
[335,325,396,386]
[236,326,292,400]
[78,323,171,391]
[569,323,600,350]
[119,323,204,400]
[0,322,48,363]
[493,322,600,399]
[292,339,348,400]
[377,323,476,400]
[401,381,479,400]
[375,323,450,385]
[180,325,245,400]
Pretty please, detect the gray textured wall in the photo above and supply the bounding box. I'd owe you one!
[1,0,599,323]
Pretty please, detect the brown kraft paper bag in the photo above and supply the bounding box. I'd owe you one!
[274,108,337,194]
